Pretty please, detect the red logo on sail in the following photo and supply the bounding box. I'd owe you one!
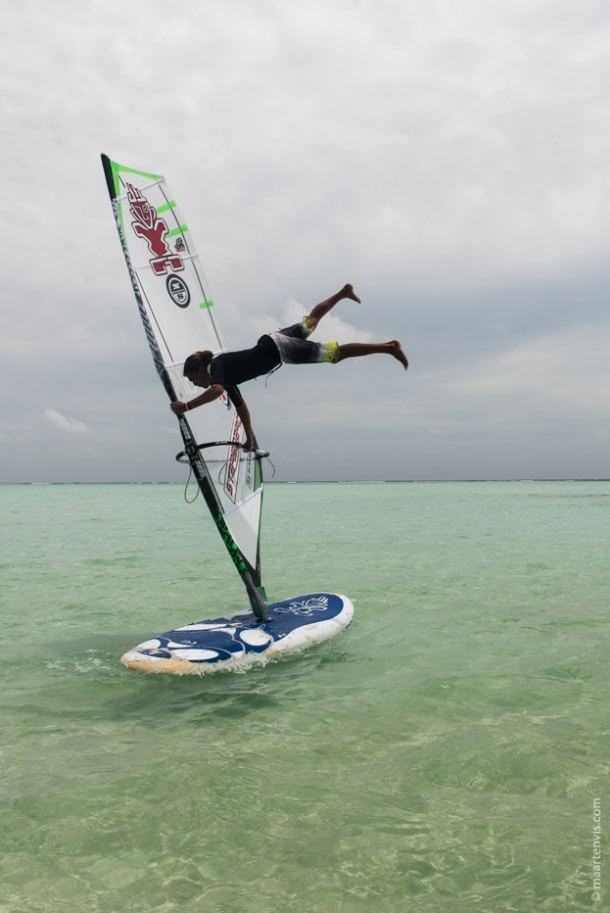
[126,184,184,276]
[224,411,243,503]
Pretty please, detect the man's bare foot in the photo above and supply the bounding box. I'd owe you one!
[389,340,409,370]
[342,283,361,303]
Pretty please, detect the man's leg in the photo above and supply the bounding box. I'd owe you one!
[304,283,361,331]
[337,340,409,370]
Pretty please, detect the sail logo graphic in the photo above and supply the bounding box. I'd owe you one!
[224,411,243,503]
[126,184,184,277]
[166,275,190,308]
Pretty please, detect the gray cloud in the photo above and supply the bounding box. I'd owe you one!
[43,410,90,433]
[1,0,609,481]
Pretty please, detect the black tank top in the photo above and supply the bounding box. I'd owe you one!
[209,335,281,405]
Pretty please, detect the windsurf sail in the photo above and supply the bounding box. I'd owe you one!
[101,154,268,620]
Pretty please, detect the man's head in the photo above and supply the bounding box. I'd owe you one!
[183,350,213,387]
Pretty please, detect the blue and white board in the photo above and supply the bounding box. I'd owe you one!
[121,593,354,674]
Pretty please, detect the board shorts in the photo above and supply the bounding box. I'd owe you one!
[269,318,339,365]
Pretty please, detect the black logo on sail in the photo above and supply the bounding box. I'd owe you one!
[166,274,190,308]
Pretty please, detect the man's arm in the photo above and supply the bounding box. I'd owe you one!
[170,384,225,414]
[170,387,256,451]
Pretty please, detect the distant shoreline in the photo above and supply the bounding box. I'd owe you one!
[2,478,609,486]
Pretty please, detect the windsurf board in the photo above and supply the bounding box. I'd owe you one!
[121,592,354,674]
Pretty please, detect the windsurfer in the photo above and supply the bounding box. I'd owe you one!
[170,284,409,449]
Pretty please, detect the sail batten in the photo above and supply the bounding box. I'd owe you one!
[101,154,267,618]
[224,488,264,518]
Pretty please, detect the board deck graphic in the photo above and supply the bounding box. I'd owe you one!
[121,593,354,674]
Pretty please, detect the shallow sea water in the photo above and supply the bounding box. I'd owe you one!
[1,480,608,912]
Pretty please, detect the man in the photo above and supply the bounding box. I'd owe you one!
[170,283,408,450]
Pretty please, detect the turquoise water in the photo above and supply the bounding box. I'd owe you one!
[1,481,607,912]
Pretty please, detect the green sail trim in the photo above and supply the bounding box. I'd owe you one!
[104,159,164,256]
[107,160,162,195]
[167,224,188,238]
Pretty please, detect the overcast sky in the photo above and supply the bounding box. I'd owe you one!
[1,0,609,482]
